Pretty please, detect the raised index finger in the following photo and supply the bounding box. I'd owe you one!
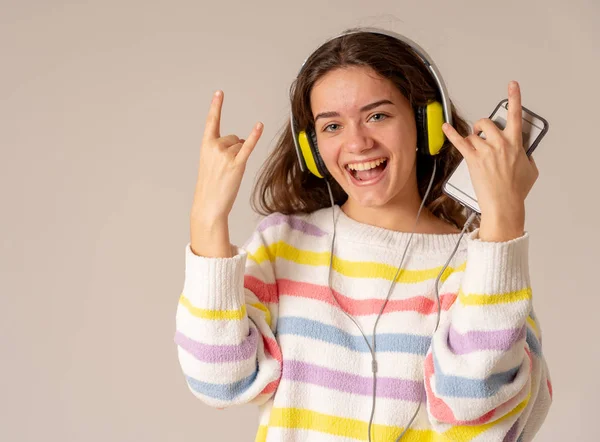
[203,90,223,142]
[506,81,523,144]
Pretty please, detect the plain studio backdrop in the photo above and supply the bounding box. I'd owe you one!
[1,0,598,440]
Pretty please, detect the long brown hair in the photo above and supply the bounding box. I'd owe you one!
[251,28,478,231]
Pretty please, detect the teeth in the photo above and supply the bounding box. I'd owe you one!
[347,158,386,171]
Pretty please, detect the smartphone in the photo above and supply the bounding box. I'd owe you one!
[442,98,549,214]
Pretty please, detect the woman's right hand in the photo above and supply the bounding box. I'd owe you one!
[189,90,264,257]
[191,90,264,224]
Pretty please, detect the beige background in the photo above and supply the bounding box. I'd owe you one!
[1,0,598,440]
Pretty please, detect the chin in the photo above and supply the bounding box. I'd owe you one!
[347,192,393,208]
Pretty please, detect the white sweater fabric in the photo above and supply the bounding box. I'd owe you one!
[174,205,552,441]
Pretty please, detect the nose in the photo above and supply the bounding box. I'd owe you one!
[343,122,374,154]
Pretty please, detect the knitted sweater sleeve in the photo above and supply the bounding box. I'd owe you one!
[173,229,282,408]
[424,228,553,439]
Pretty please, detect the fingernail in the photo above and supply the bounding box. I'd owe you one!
[256,122,263,130]
[215,90,222,97]
[510,81,518,90]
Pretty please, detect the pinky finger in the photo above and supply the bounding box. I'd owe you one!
[235,122,264,165]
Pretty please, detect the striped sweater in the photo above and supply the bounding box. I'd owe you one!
[174,205,552,441]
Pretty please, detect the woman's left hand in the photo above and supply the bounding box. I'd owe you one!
[442,80,539,242]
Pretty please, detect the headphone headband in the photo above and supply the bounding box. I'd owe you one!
[290,27,453,173]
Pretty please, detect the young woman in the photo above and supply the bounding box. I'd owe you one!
[175,28,552,442]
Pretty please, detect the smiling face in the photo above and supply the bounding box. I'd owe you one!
[310,65,420,210]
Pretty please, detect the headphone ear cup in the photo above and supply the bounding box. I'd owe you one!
[297,129,324,178]
[415,102,446,156]
[308,129,330,179]
[425,101,445,155]
[414,105,428,155]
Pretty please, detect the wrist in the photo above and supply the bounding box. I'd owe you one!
[191,214,228,230]
[190,216,232,258]
[479,205,525,242]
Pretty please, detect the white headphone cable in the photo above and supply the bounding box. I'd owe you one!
[324,157,478,441]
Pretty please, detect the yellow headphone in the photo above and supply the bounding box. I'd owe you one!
[290,28,453,179]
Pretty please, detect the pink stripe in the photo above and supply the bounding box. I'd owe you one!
[245,275,278,304]
[260,380,279,395]
[424,346,535,425]
[259,335,282,395]
[277,278,457,315]
[263,334,282,365]
[424,351,496,425]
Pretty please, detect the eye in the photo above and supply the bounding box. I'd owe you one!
[323,123,340,133]
[369,113,388,122]
[321,113,388,133]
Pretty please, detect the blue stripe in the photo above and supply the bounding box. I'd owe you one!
[277,316,431,355]
[185,361,258,400]
[526,327,541,356]
[432,349,522,398]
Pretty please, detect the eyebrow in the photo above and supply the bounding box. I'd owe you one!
[314,99,394,123]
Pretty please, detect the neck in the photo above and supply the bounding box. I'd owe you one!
[341,200,433,233]
[340,178,441,234]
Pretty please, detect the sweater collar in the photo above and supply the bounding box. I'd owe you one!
[312,204,470,255]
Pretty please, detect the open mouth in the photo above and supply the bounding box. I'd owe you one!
[345,158,388,182]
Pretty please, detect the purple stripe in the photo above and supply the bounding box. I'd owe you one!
[448,325,526,355]
[258,214,327,237]
[282,360,424,402]
[174,328,257,363]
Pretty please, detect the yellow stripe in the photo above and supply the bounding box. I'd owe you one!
[458,287,532,306]
[254,397,530,442]
[527,316,539,338]
[178,294,246,320]
[247,243,276,265]
[444,392,530,441]
[266,407,435,441]
[249,302,272,328]
[254,425,268,442]
[248,241,466,284]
